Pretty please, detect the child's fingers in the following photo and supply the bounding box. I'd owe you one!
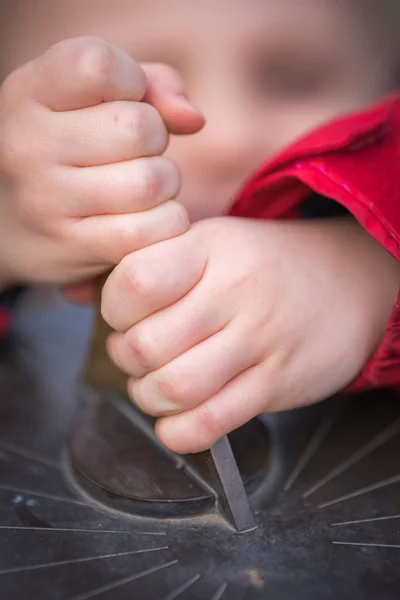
[155,364,275,454]
[55,101,169,167]
[101,232,206,331]
[5,41,204,136]
[106,286,227,378]
[142,63,205,135]
[70,200,190,264]
[128,326,254,417]
[8,37,147,111]
[61,156,181,217]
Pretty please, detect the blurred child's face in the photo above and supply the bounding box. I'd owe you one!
[3,0,395,219]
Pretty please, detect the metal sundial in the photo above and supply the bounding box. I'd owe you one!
[0,291,399,599]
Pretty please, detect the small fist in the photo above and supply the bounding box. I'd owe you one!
[0,37,203,286]
[102,216,400,453]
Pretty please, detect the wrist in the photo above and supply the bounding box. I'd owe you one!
[352,223,400,357]
[319,217,400,389]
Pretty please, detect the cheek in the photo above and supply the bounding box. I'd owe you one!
[265,94,378,156]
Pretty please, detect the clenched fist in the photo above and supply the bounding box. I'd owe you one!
[102,216,400,453]
[0,37,204,287]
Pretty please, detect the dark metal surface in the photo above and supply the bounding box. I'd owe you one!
[68,390,269,521]
[0,291,399,599]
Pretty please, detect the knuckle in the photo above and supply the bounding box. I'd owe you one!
[157,371,192,403]
[118,254,156,300]
[139,159,164,201]
[117,102,168,155]
[123,103,150,150]
[126,327,157,370]
[111,218,146,256]
[227,266,262,301]
[136,157,181,204]
[195,402,225,440]
[73,38,115,87]
[126,218,147,249]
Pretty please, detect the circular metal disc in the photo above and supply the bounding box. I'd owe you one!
[1,299,400,599]
[68,393,270,520]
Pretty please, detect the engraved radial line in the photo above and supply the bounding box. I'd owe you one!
[319,474,400,509]
[161,574,201,600]
[304,417,400,498]
[332,514,400,527]
[67,560,178,600]
[211,583,228,600]
[0,441,61,470]
[284,413,337,491]
[0,526,165,535]
[332,541,400,549]
[0,547,169,575]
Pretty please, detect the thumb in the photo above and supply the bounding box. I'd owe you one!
[142,63,205,135]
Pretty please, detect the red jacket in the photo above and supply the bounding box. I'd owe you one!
[229,93,400,392]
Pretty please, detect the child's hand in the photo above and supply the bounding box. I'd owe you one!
[102,216,400,453]
[0,37,203,287]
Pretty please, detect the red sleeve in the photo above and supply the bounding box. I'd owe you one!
[229,92,400,391]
